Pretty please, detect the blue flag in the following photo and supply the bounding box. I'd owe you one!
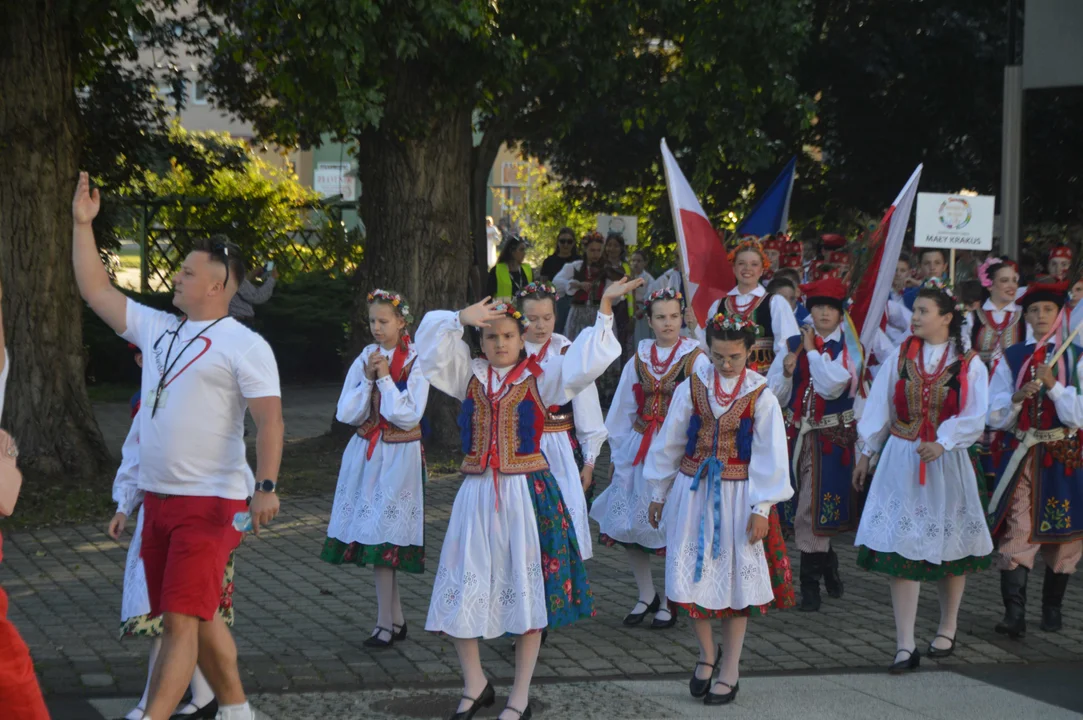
[735,156,796,236]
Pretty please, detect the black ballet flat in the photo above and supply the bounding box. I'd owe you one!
[363,626,395,648]
[888,648,920,674]
[169,700,219,720]
[703,680,739,705]
[499,703,532,720]
[926,634,956,659]
[393,621,408,641]
[689,644,721,698]
[623,593,660,626]
[449,681,495,720]
[650,606,677,629]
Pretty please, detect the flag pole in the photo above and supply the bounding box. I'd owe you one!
[660,140,695,319]
[950,248,956,286]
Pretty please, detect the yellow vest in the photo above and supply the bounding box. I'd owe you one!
[495,263,533,300]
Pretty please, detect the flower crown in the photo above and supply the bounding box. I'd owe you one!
[977,257,1018,288]
[642,287,683,312]
[728,237,771,271]
[707,312,755,333]
[583,230,604,245]
[921,277,967,314]
[492,301,530,329]
[367,288,413,323]
[516,281,559,300]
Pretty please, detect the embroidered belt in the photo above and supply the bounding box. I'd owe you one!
[790,410,856,477]
[988,427,1071,513]
[544,413,575,433]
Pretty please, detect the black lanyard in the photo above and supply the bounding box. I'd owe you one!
[151,316,228,418]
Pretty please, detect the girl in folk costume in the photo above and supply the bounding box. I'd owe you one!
[986,282,1083,637]
[418,278,637,720]
[643,314,795,706]
[591,288,709,630]
[767,278,861,612]
[517,282,608,560]
[108,411,235,720]
[321,290,430,648]
[695,238,800,374]
[852,282,993,673]
[553,231,610,340]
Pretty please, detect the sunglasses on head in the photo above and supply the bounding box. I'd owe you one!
[210,241,241,286]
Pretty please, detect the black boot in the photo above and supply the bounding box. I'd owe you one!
[799,552,824,612]
[995,566,1028,639]
[823,546,844,599]
[1040,566,1071,632]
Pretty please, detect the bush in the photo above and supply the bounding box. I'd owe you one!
[84,272,353,388]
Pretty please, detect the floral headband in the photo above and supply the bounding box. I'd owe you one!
[707,312,755,333]
[367,288,413,323]
[516,281,559,300]
[642,287,683,312]
[921,277,967,314]
[977,257,1019,288]
[728,237,771,271]
[492,301,530,329]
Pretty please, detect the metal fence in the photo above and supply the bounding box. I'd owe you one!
[128,197,362,292]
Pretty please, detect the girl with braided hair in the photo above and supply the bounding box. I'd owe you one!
[321,290,431,649]
[643,313,794,706]
[852,282,993,674]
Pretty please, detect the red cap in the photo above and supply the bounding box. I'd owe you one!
[826,250,851,265]
[821,234,847,250]
[780,254,802,269]
[1050,245,1073,261]
[783,240,801,255]
[810,263,841,281]
[763,238,783,251]
[1019,280,1070,310]
[801,277,849,303]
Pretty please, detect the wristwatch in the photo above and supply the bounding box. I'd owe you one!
[255,479,277,493]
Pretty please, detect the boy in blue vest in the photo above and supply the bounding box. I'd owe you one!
[768,277,861,611]
[987,281,1083,636]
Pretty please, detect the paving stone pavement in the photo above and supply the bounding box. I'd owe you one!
[4,463,1082,701]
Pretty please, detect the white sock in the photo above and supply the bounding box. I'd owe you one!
[187,664,216,707]
[218,702,254,720]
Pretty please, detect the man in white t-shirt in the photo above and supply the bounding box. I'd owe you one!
[71,172,283,720]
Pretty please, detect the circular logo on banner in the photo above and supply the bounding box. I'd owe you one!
[938,197,972,230]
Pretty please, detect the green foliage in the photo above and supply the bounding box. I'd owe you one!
[506,165,596,265]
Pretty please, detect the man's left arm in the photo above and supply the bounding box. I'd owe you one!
[247,395,284,534]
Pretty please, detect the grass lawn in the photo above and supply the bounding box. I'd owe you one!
[116,243,142,269]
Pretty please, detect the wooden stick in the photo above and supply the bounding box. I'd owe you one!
[1047,322,1083,365]
[949,248,956,286]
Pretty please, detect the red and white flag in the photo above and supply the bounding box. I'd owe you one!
[849,164,923,350]
[660,139,735,327]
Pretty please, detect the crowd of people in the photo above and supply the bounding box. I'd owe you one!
[1,177,1081,720]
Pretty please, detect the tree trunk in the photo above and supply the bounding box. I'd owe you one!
[470,131,504,302]
[0,4,112,481]
[353,105,475,452]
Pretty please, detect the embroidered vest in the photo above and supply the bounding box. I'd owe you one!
[457,373,548,476]
[784,335,855,424]
[571,263,605,305]
[544,345,575,433]
[723,295,775,371]
[356,357,423,444]
[680,373,763,477]
[1004,343,1068,433]
[890,337,975,441]
[971,308,1023,368]
[631,346,704,435]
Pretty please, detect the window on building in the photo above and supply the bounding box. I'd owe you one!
[192,80,209,105]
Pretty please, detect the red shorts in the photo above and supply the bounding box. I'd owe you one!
[141,495,246,621]
[0,584,50,719]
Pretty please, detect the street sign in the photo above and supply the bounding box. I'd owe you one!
[596,214,638,247]
[314,162,356,199]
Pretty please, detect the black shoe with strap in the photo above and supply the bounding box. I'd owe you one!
[1040,566,1070,632]
[888,648,920,674]
[393,621,408,641]
[824,547,844,599]
[169,700,219,720]
[703,680,739,705]
[650,604,677,629]
[499,703,532,720]
[363,626,396,648]
[995,566,1028,639]
[622,593,660,626]
[449,682,495,720]
[689,644,721,698]
[926,634,956,659]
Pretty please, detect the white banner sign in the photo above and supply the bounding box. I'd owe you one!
[914,193,995,251]
[314,162,356,199]
[596,214,638,247]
